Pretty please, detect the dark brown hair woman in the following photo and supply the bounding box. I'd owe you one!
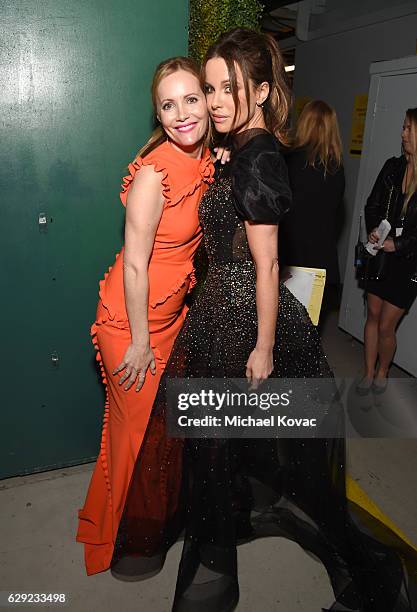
[109,32,417,612]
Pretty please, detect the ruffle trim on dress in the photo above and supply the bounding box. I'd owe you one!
[162,150,214,209]
[96,258,196,321]
[92,314,167,373]
[167,150,215,210]
[119,149,214,210]
[89,321,167,522]
[120,157,170,208]
[96,253,130,329]
[90,322,112,510]
[199,151,215,185]
[149,342,166,370]
[149,260,196,308]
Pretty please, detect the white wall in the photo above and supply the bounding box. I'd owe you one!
[292,10,417,280]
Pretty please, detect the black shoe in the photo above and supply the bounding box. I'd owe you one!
[372,378,388,395]
[173,576,239,612]
[355,376,373,396]
[110,552,166,582]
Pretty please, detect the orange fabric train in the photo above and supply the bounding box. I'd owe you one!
[76,141,213,575]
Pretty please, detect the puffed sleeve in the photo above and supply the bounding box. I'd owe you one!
[231,149,292,223]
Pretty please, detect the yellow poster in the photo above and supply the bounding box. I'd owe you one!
[349,94,368,157]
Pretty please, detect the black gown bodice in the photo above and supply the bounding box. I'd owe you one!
[200,129,291,266]
[199,169,252,264]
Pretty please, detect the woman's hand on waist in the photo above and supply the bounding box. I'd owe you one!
[246,347,273,390]
[113,342,156,392]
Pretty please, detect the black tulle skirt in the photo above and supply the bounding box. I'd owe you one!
[112,262,417,612]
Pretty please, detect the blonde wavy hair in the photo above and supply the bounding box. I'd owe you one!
[136,56,209,159]
[294,100,342,174]
[402,107,417,215]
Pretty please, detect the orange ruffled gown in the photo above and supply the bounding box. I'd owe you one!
[76,141,213,575]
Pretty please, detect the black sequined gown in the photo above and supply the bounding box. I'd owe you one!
[113,130,417,612]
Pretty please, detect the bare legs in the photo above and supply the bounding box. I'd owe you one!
[363,293,405,381]
[364,294,382,380]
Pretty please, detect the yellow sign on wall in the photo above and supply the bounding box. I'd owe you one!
[349,94,368,157]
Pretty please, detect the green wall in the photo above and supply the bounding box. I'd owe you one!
[0,0,189,478]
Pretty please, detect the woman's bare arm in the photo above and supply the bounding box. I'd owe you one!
[113,164,164,392]
[244,221,279,387]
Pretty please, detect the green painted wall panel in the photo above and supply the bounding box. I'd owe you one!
[0,0,189,478]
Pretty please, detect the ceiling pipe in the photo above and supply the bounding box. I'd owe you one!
[296,0,312,41]
[296,0,326,41]
[263,0,300,10]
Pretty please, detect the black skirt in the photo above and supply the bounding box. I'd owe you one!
[366,252,417,310]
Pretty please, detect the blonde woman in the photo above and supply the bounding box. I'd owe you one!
[280,100,345,323]
[360,108,417,392]
[76,57,213,576]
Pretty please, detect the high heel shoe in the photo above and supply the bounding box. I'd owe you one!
[110,552,166,582]
[173,575,239,612]
[355,376,373,396]
[372,377,388,395]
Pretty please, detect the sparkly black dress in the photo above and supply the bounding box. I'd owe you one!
[113,130,417,612]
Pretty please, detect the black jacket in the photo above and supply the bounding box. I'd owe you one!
[365,156,417,261]
[279,147,345,284]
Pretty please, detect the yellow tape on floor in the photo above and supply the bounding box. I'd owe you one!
[347,475,417,551]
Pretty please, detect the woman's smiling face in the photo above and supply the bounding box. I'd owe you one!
[156,69,208,155]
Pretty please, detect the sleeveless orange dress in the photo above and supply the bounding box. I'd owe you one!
[76,140,213,575]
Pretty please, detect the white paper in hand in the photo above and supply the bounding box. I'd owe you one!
[365,219,391,255]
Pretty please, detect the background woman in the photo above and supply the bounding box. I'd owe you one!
[360,108,417,392]
[279,99,345,327]
[76,57,213,576]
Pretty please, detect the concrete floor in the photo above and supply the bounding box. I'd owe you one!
[1,311,416,612]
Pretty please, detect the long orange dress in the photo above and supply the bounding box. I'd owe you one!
[76,140,213,575]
